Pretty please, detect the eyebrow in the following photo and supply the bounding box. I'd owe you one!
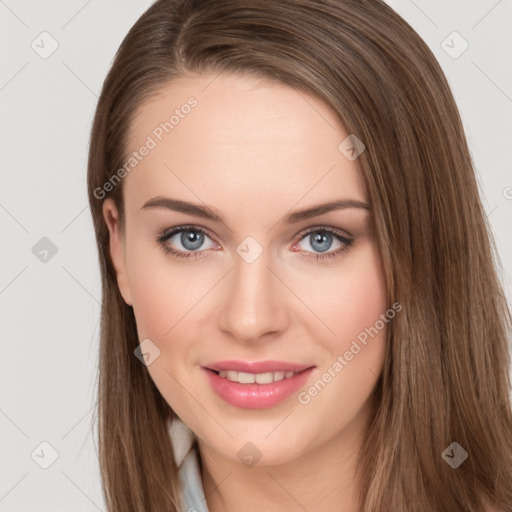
[140,196,371,224]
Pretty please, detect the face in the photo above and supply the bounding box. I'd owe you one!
[103,72,388,466]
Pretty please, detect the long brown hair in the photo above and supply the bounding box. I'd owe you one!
[87,1,512,510]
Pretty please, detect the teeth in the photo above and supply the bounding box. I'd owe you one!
[255,372,273,384]
[273,371,285,382]
[217,369,298,383]
[237,371,255,384]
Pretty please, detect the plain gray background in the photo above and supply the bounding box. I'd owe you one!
[1,0,511,510]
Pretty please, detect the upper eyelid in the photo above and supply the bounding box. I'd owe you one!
[159,224,217,242]
[295,225,352,240]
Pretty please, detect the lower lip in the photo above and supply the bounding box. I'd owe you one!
[202,367,315,409]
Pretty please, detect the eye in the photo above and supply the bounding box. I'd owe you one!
[156,225,354,261]
[292,226,354,261]
[156,225,220,260]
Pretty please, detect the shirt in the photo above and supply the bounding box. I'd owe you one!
[169,418,211,512]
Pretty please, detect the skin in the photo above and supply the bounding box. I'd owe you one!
[103,72,389,512]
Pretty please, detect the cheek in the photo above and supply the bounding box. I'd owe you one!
[124,225,218,335]
[339,253,388,343]
[125,235,185,341]
[125,239,204,415]
[297,242,388,349]
[293,243,387,410]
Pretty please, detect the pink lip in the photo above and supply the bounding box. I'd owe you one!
[203,359,313,373]
[202,364,316,410]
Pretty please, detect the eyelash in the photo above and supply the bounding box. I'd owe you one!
[155,224,354,262]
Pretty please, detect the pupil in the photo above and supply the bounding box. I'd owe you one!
[181,230,204,250]
[311,231,332,253]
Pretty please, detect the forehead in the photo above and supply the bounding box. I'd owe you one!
[122,73,367,216]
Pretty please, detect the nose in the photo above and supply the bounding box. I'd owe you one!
[217,250,290,343]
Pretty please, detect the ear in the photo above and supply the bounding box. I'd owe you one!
[102,198,133,307]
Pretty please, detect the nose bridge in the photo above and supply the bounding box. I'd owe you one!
[217,245,288,342]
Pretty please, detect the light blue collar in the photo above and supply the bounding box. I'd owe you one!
[169,418,210,512]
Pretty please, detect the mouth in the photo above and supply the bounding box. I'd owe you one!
[201,360,316,409]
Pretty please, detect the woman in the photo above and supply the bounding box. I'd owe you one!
[87,0,512,510]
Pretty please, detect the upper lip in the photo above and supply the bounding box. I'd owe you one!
[203,360,314,373]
